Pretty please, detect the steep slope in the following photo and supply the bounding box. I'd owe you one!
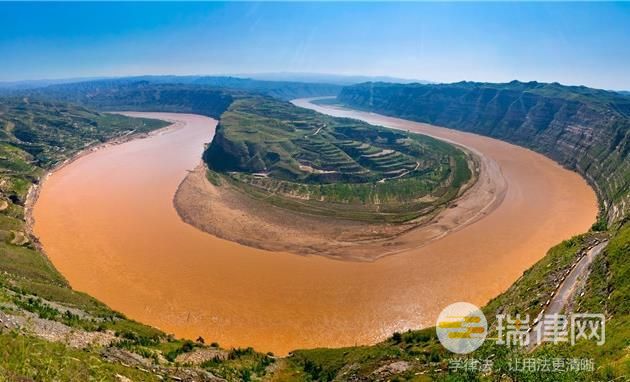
[338,81,630,224]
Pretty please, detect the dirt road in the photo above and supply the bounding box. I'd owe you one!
[527,241,608,348]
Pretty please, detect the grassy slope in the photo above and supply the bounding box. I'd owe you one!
[204,96,472,223]
[0,332,161,382]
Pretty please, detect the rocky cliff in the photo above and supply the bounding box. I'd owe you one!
[339,81,630,224]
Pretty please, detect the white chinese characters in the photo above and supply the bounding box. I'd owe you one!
[495,313,605,347]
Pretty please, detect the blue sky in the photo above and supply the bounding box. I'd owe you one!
[1,2,629,89]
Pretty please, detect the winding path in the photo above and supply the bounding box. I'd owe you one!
[527,241,608,349]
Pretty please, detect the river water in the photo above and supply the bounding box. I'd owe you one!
[32,104,597,354]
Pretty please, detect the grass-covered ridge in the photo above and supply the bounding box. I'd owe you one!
[339,80,630,224]
[204,96,473,223]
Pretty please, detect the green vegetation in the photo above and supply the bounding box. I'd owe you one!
[204,96,472,222]
[568,221,630,376]
[0,98,168,167]
[0,332,160,382]
[201,347,276,381]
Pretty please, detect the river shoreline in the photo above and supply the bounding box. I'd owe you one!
[24,116,182,267]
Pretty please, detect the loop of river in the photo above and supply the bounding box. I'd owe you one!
[32,100,597,354]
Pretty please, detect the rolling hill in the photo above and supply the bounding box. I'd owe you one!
[204,96,473,223]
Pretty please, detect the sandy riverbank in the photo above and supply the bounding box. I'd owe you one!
[32,106,597,355]
[173,135,504,261]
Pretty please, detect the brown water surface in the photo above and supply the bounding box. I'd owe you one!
[32,105,597,354]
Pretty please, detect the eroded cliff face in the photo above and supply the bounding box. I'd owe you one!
[203,121,268,173]
[339,81,630,224]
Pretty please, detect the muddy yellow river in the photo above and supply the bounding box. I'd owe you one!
[32,102,597,354]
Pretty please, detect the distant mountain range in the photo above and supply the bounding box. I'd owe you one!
[0,73,430,92]
[232,72,431,85]
[3,76,342,103]
[0,76,110,90]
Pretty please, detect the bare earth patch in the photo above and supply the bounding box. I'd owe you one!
[175,347,228,365]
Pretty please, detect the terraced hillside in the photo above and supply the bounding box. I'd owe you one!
[339,81,630,224]
[204,96,473,223]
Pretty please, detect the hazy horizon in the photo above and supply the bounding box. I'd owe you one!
[1,2,629,90]
[0,72,425,85]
